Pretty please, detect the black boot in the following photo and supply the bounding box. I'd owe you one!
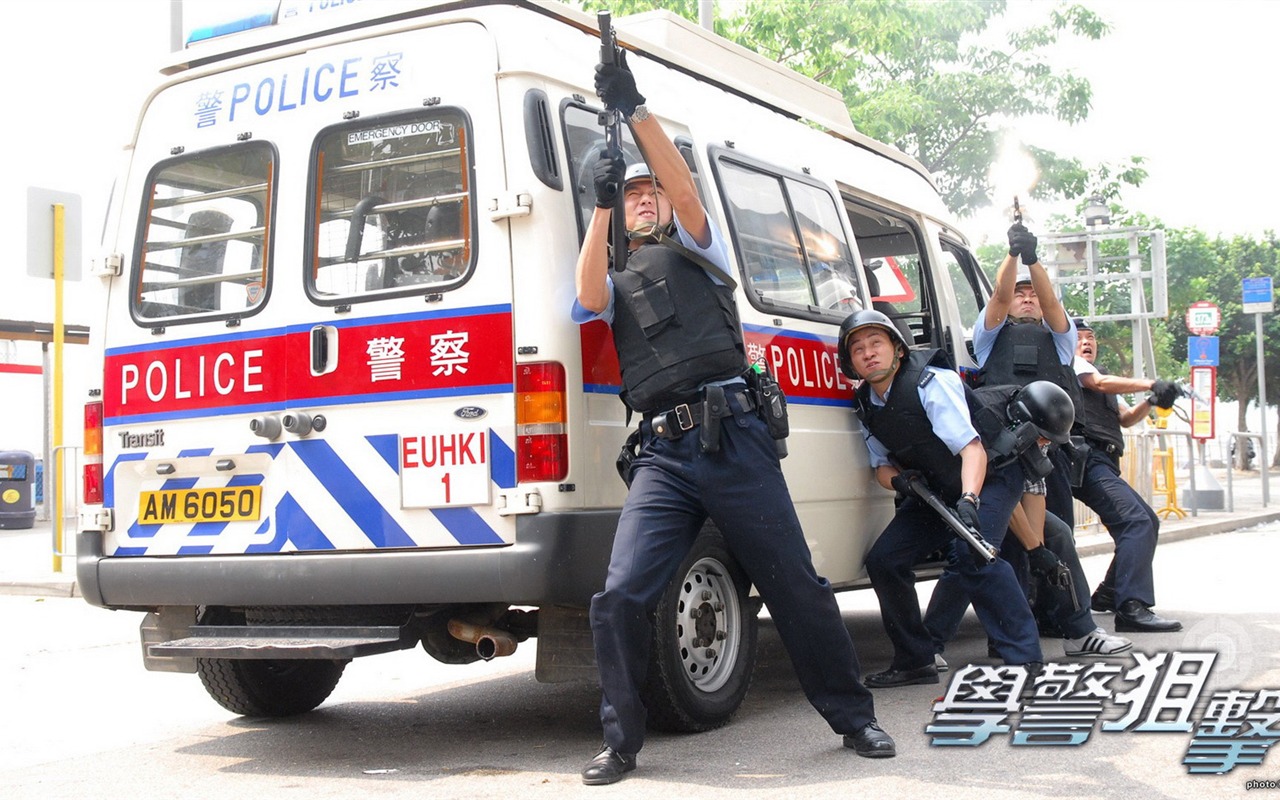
[1115,599,1182,632]
[1091,582,1116,613]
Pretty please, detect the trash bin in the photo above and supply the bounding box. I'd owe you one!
[0,450,37,529]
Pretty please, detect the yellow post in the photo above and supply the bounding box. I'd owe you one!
[1152,447,1186,519]
[53,203,66,573]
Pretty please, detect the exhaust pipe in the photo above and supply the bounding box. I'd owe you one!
[447,618,518,661]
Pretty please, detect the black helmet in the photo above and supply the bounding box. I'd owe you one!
[1007,381,1075,444]
[838,309,908,379]
[1072,317,1092,332]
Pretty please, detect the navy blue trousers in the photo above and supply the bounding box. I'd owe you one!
[589,393,876,754]
[864,461,1042,670]
[926,510,1097,648]
[1071,448,1159,607]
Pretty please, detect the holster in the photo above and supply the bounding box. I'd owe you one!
[616,428,641,487]
[699,385,729,453]
[1067,436,1090,489]
[747,366,789,433]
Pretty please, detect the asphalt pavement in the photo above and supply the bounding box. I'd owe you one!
[2,466,1277,599]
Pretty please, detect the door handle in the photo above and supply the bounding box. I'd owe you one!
[311,324,337,376]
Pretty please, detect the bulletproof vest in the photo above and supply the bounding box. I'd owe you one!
[610,242,747,413]
[980,320,1084,422]
[1077,368,1124,454]
[855,349,966,503]
[966,383,1022,460]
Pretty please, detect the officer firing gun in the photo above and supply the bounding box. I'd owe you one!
[597,11,627,273]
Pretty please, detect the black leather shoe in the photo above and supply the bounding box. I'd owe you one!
[1115,599,1182,633]
[581,746,636,785]
[843,720,896,758]
[865,664,939,688]
[1091,582,1116,613]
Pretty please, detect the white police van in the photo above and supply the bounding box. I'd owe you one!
[76,0,991,728]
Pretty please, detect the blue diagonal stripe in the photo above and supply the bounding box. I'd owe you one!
[248,492,334,553]
[430,507,504,545]
[289,439,415,547]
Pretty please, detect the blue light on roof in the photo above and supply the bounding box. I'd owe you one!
[186,10,278,46]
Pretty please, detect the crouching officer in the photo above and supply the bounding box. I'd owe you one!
[841,309,1042,687]
[923,382,1133,661]
[572,53,893,786]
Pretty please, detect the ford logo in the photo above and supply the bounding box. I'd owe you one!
[454,406,487,420]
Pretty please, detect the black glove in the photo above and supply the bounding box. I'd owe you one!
[1027,545,1072,590]
[890,469,923,497]
[1026,545,1060,577]
[1007,223,1029,256]
[592,150,626,209]
[1151,379,1180,409]
[954,495,981,533]
[594,51,646,118]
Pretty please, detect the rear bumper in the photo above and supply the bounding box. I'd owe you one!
[77,509,619,610]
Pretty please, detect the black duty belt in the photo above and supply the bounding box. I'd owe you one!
[1086,437,1121,456]
[646,382,750,440]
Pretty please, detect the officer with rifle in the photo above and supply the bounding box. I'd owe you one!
[572,22,893,785]
[841,309,1043,687]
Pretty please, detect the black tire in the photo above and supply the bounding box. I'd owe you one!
[193,606,351,718]
[642,529,758,732]
[195,657,346,718]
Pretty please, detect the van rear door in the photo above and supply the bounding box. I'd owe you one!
[101,21,518,558]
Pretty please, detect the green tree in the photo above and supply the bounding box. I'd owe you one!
[587,0,1144,216]
[1165,231,1280,466]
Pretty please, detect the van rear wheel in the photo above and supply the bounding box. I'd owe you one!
[192,606,347,717]
[196,657,346,718]
[642,530,758,732]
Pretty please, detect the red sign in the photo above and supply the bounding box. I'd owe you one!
[1185,301,1221,335]
[104,309,514,423]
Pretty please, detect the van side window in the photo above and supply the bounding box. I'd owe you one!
[939,238,988,347]
[132,142,275,325]
[562,102,641,241]
[715,157,860,317]
[306,109,474,303]
[845,200,936,346]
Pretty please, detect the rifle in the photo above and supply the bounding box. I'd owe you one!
[901,474,997,565]
[598,10,627,273]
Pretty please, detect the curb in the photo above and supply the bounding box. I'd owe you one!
[1074,509,1280,560]
[4,511,1278,601]
[0,580,79,598]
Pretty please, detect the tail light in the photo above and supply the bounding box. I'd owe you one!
[516,362,567,482]
[83,401,104,504]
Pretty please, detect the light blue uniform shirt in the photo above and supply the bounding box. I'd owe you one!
[863,366,980,469]
[571,215,732,326]
[972,309,1077,368]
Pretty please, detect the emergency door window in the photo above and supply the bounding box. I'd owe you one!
[716,158,860,317]
[133,142,275,324]
[308,110,475,302]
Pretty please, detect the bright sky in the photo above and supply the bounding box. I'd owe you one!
[0,0,1275,440]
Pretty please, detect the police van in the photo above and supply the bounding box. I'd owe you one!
[77,0,992,728]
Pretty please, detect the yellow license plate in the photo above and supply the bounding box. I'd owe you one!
[139,486,262,524]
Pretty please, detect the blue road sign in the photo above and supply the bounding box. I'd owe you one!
[1189,336,1219,367]
[1243,276,1274,313]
